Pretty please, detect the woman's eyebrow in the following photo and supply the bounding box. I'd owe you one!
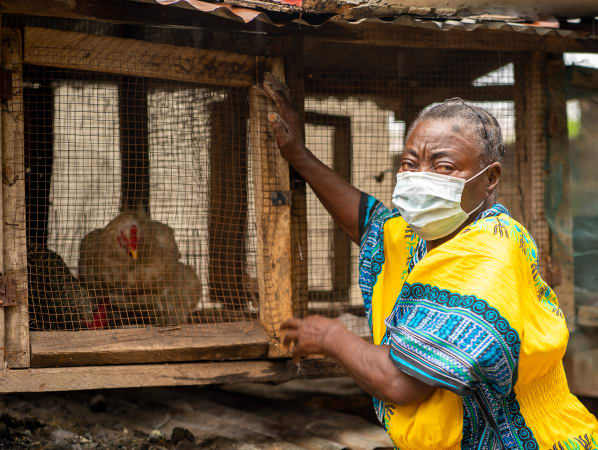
[429,149,457,160]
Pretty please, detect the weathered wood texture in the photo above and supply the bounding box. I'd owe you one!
[24,27,255,87]
[0,14,4,368]
[0,358,346,393]
[30,322,269,367]
[567,66,598,91]
[514,52,552,284]
[565,329,598,397]
[209,92,252,313]
[2,28,30,369]
[250,60,294,356]
[545,53,574,327]
[119,77,150,213]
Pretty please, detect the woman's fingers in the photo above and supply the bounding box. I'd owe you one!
[281,317,301,330]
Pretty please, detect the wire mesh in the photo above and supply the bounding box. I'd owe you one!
[561,58,598,314]
[23,59,259,331]
[301,43,518,337]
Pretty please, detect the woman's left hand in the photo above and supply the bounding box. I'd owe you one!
[281,315,346,362]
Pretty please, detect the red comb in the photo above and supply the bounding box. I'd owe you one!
[130,224,138,247]
[83,304,108,330]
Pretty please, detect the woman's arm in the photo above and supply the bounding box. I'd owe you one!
[282,316,435,405]
[263,73,362,244]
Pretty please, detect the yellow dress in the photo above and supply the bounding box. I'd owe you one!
[358,195,598,450]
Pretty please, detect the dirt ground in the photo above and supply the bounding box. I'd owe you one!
[0,377,392,450]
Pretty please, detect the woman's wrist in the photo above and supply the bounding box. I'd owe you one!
[320,320,348,358]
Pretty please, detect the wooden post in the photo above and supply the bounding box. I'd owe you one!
[250,58,293,357]
[514,52,552,283]
[284,36,309,319]
[545,53,575,328]
[119,77,150,213]
[208,91,251,317]
[0,14,4,368]
[2,28,30,368]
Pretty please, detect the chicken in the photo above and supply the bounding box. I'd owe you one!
[78,209,200,327]
[28,246,96,330]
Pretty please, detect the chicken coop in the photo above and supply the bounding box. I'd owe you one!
[0,0,597,393]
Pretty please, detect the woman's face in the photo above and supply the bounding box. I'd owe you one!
[399,118,500,216]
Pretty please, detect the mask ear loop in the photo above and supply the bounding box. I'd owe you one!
[463,165,492,215]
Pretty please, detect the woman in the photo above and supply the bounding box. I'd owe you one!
[263,72,598,449]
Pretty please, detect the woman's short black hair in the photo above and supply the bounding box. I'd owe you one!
[407,98,506,165]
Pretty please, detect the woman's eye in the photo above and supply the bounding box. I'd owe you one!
[401,161,416,170]
[436,165,454,174]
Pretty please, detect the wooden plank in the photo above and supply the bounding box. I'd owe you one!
[0,13,4,368]
[567,66,598,92]
[24,27,255,87]
[0,360,293,393]
[208,91,252,313]
[2,28,30,368]
[284,36,309,319]
[0,358,345,393]
[514,52,552,283]
[250,59,294,357]
[30,322,269,367]
[577,306,598,328]
[545,53,575,328]
[119,77,150,213]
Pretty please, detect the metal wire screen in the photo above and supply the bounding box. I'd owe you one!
[301,43,518,337]
[24,59,259,331]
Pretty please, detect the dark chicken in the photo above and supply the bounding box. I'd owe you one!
[28,246,96,330]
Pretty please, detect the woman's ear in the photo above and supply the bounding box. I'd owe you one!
[486,162,502,195]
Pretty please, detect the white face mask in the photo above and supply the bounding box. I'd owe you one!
[391,166,490,241]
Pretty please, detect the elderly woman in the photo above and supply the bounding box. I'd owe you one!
[263,73,598,449]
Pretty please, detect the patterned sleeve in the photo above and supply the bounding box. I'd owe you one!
[385,286,520,398]
[359,192,389,241]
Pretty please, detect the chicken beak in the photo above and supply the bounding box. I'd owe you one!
[129,248,138,260]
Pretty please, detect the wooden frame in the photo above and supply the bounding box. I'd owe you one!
[304,112,353,305]
[249,58,294,357]
[4,26,295,371]
[2,27,29,369]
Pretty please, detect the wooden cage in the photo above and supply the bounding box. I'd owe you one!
[0,1,596,394]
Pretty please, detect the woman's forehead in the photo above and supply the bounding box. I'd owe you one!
[406,118,482,159]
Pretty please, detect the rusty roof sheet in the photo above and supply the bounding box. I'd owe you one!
[153,0,598,40]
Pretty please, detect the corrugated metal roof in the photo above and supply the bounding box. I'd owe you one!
[153,0,598,40]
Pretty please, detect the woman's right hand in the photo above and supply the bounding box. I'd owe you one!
[263,72,306,163]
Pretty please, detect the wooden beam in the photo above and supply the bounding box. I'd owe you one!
[306,80,514,104]
[208,91,252,313]
[24,27,256,87]
[305,112,352,303]
[2,28,30,369]
[545,53,574,328]
[30,322,269,367]
[250,60,294,357]
[567,66,598,92]
[119,77,150,213]
[284,36,309,320]
[0,358,346,393]
[514,52,552,282]
[0,13,4,368]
